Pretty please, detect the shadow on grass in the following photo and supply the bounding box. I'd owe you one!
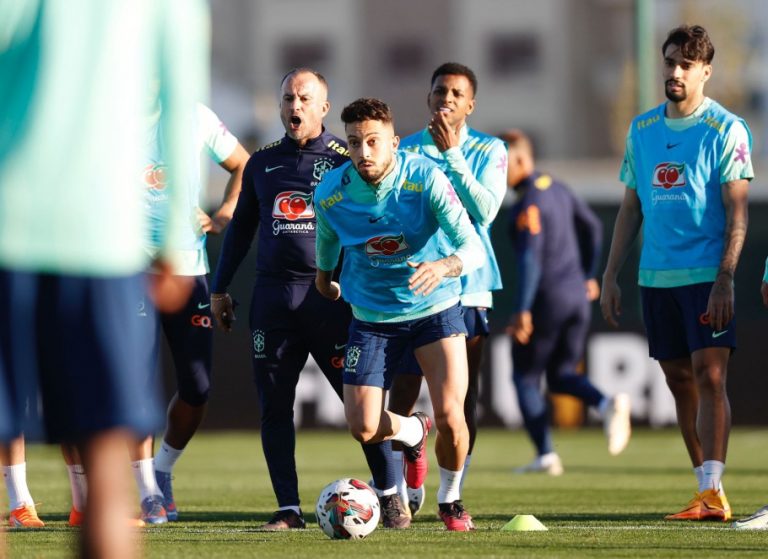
[176,511,321,525]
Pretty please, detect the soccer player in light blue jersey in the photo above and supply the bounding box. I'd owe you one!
[315,98,484,531]
[387,63,507,505]
[601,25,753,522]
[128,103,249,525]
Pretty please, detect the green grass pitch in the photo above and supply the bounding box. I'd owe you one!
[7,428,768,558]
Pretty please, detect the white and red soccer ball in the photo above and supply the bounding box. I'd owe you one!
[316,478,380,539]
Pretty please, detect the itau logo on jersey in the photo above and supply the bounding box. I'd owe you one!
[365,233,409,257]
[652,162,686,189]
[272,191,315,221]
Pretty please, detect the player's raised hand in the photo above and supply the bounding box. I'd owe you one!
[600,278,622,328]
[211,292,235,332]
[427,109,459,152]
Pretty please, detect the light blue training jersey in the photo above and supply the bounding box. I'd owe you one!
[400,126,506,307]
[620,98,753,287]
[315,150,483,322]
[0,0,209,276]
[144,103,239,275]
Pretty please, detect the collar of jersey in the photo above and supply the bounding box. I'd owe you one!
[418,124,469,158]
[344,152,403,203]
[663,97,712,132]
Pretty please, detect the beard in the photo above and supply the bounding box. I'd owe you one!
[665,80,686,102]
[355,153,394,185]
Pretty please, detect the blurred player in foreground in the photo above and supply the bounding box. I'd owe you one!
[0,0,208,557]
[315,98,484,531]
[503,130,630,476]
[601,25,752,521]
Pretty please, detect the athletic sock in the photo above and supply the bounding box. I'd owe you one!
[701,460,725,492]
[392,415,424,448]
[459,454,472,493]
[278,505,302,515]
[3,463,34,510]
[362,440,395,494]
[131,458,162,501]
[66,464,88,512]
[392,451,408,503]
[694,465,705,492]
[436,466,463,504]
[154,441,184,473]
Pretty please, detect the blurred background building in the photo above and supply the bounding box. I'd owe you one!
[189,0,768,429]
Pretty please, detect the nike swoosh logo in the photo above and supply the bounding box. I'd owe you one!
[369,216,384,223]
[712,330,728,338]
[265,165,284,173]
[666,142,681,149]
[198,303,210,309]
[334,344,347,350]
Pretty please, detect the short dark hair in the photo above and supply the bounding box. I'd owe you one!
[279,67,329,91]
[430,62,478,96]
[340,98,394,126]
[498,129,533,157]
[662,25,715,64]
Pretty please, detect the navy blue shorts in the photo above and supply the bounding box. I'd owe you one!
[0,269,162,444]
[248,280,351,389]
[640,283,736,361]
[397,304,483,377]
[158,275,213,406]
[344,303,467,389]
[512,296,589,376]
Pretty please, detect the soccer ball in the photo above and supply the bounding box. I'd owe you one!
[316,478,380,539]
[407,484,425,516]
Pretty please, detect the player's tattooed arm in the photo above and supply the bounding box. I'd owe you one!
[407,255,463,296]
[707,178,749,330]
[439,254,464,277]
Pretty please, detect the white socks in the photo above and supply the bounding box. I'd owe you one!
[436,466,463,504]
[459,454,472,492]
[3,463,34,510]
[392,450,408,503]
[392,415,424,448]
[131,458,162,501]
[699,461,725,493]
[154,441,184,473]
[66,464,88,512]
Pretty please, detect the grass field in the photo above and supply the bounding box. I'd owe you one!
[7,428,768,558]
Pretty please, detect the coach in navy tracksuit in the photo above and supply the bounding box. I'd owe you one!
[210,69,397,529]
[503,131,630,476]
